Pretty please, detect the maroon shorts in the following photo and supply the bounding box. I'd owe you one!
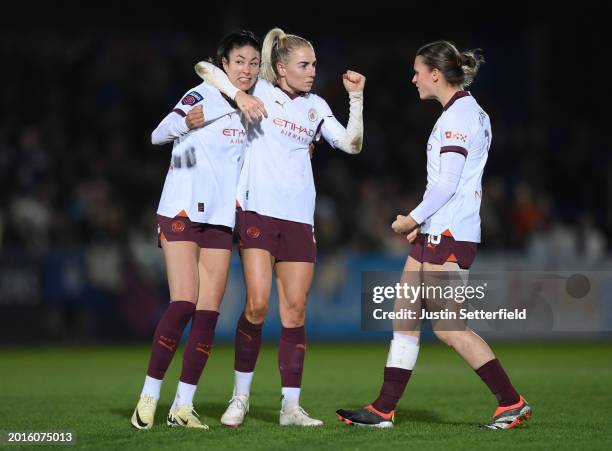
[237,209,316,263]
[157,214,233,250]
[409,232,477,269]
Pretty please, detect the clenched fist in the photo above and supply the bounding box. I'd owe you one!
[186,105,205,129]
[342,70,366,92]
[391,214,418,236]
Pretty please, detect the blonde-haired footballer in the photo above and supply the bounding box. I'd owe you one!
[195,26,365,427]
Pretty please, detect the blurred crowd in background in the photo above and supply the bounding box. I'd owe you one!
[0,5,609,341]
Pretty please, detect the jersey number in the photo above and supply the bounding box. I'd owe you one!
[173,147,197,169]
[427,234,442,245]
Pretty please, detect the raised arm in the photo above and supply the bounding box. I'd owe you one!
[320,70,365,154]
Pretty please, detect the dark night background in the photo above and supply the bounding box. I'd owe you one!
[0,2,610,342]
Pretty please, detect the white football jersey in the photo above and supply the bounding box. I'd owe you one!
[420,91,492,242]
[236,79,347,225]
[157,82,245,228]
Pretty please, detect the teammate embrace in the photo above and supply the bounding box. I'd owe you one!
[131,27,365,429]
[132,30,529,432]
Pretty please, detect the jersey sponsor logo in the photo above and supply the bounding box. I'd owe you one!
[272,118,315,137]
[223,128,247,144]
[275,100,285,108]
[198,203,205,212]
[223,128,247,137]
[308,108,319,122]
[246,226,261,239]
[273,117,316,143]
[181,91,203,106]
[171,220,186,233]
[444,130,468,143]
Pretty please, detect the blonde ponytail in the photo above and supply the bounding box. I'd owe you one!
[260,27,286,83]
[259,27,314,83]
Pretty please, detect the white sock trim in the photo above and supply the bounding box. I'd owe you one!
[281,387,301,409]
[386,337,420,370]
[141,375,162,400]
[174,381,197,408]
[234,370,254,396]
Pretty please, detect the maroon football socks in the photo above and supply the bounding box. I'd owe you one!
[372,367,413,413]
[179,310,219,385]
[147,300,195,380]
[475,358,521,406]
[234,311,264,372]
[278,326,306,388]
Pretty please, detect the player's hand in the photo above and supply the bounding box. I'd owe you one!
[391,214,418,236]
[186,105,205,129]
[235,91,267,123]
[406,227,420,243]
[342,70,366,92]
[308,143,315,159]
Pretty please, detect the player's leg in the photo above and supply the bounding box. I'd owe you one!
[132,232,199,430]
[275,260,322,426]
[221,247,274,426]
[168,225,233,429]
[424,260,531,429]
[337,255,422,428]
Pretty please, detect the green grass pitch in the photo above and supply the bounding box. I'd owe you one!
[1,342,611,450]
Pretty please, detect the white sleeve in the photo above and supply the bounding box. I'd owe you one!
[439,109,472,152]
[320,91,363,154]
[194,61,240,100]
[151,110,190,145]
[409,152,466,224]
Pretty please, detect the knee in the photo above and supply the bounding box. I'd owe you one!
[284,294,306,316]
[282,296,306,326]
[245,295,269,324]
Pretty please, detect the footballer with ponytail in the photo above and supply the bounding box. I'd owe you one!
[337,41,532,431]
[193,27,366,427]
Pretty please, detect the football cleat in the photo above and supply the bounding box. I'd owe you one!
[166,404,209,429]
[480,396,532,430]
[220,394,250,427]
[280,405,323,426]
[131,395,158,430]
[336,405,394,428]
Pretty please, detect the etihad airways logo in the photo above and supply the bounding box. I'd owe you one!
[223,128,247,137]
[223,128,247,145]
[273,118,315,138]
